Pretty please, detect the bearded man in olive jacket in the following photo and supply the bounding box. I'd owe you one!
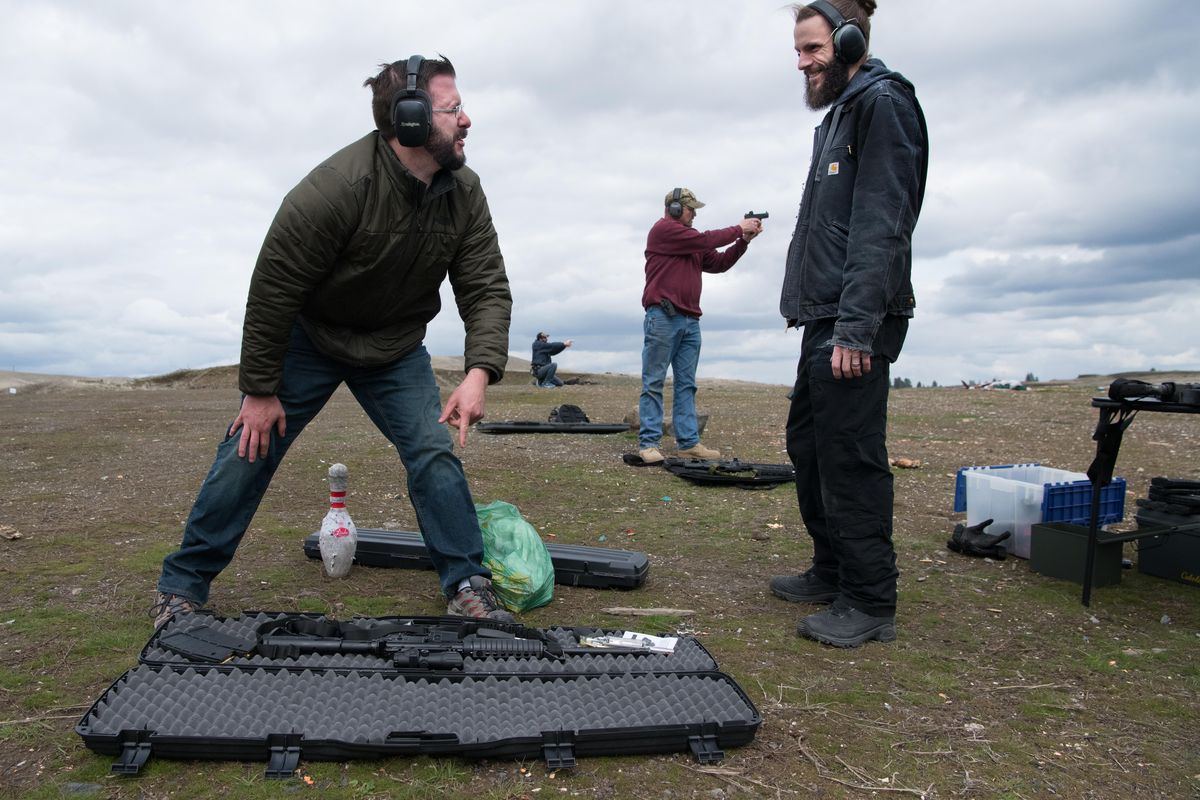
[153,56,517,626]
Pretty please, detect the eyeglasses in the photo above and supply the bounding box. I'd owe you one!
[432,103,465,116]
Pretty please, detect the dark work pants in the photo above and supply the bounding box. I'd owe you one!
[785,337,899,616]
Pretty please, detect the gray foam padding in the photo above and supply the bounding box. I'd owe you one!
[142,612,719,674]
[82,667,754,741]
[78,666,760,765]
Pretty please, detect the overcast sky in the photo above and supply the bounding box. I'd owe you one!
[2,1,1198,387]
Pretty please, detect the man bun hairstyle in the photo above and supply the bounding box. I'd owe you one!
[793,0,874,55]
[364,55,457,141]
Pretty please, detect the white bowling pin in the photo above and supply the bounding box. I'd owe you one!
[318,463,357,578]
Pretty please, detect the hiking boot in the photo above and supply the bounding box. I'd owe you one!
[638,447,665,465]
[797,599,896,647]
[676,443,720,459]
[447,576,516,623]
[769,571,838,604]
[150,591,199,629]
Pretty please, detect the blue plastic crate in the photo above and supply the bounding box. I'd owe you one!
[1040,477,1126,526]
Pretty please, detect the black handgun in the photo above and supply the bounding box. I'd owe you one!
[744,210,769,220]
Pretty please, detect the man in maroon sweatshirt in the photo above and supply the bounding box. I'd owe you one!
[637,187,763,464]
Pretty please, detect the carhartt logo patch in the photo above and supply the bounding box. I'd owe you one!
[828,162,840,176]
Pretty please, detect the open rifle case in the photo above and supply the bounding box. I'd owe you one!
[302,527,649,589]
[662,457,796,488]
[77,612,760,776]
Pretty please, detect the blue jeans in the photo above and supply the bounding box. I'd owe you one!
[638,305,701,449]
[158,325,488,604]
[534,363,562,387]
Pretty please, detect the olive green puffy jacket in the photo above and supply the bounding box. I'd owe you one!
[239,132,512,395]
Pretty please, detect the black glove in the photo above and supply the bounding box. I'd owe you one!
[947,518,1011,559]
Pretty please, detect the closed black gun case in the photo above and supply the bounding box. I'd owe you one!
[477,421,630,434]
[77,612,760,776]
[303,527,649,589]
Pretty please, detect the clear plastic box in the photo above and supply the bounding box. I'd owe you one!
[952,464,1126,559]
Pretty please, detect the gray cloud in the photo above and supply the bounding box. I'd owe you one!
[2,0,1197,388]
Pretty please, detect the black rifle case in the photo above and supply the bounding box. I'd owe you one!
[303,528,649,589]
[477,421,631,434]
[77,612,759,776]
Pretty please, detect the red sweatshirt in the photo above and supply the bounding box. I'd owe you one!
[641,217,748,317]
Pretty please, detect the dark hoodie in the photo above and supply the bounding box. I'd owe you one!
[531,338,566,369]
[780,58,928,354]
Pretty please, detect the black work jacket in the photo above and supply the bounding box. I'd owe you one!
[780,59,928,353]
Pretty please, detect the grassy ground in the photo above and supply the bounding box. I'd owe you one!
[0,366,1197,799]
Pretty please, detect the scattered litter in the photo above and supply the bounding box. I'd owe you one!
[1161,615,1172,625]
[581,631,679,654]
[889,457,922,469]
[0,525,22,540]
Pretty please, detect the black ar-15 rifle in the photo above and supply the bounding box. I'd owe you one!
[1108,378,1200,406]
[257,617,573,670]
[157,615,649,671]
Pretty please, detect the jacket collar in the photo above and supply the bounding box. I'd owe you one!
[375,132,458,200]
[833,57,914,107]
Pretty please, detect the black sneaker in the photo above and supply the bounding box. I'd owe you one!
[768,571,838,604]
[797,599,896,647]
[447,576,516,623]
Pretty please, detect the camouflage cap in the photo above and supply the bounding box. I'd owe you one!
[665,188,705,210]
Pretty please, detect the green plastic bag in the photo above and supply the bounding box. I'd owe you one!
[475,501,555,612]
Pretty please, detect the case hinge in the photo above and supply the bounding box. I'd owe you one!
[265,733,302,779]
[541,730,576,770]
[111,729,153,775]
[687,723,725,764]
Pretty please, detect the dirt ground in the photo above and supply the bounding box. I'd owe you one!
[0,363,1197,799]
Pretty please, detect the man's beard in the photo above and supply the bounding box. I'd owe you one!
[425,128,466,171]
[805,57,851,110]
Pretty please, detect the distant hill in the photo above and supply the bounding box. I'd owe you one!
[6,364,1196,395]
[123,356,541,392]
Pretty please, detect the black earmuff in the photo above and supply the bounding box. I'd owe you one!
[807,0,867,64]
[390,54,432,147]
[667,187,684,219]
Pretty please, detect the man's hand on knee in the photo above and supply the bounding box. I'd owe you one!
[229,394,286,463]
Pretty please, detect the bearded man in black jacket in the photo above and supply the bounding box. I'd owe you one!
[770,0,929,648]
